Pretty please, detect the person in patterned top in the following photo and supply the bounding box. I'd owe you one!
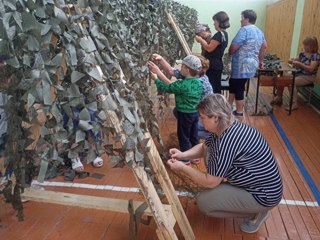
[271,36,320,110]
[167,94,283,234]
[228,10,267,117]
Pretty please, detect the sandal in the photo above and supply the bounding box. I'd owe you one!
[71,157,84,172]
[92,156,104,168]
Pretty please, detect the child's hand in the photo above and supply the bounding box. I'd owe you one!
[152,53,162,61]
[150,72,157,80]
[147,61,161,74]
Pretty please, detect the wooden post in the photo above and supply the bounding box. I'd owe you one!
[142,132,195,240]
[104,110,178,240]
[167,12,192,55]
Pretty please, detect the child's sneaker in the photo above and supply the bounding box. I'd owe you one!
[191,159,201,165]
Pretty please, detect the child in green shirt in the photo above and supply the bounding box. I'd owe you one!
[148,55,203,165]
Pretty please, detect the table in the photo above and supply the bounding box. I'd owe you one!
[255,63,297,115]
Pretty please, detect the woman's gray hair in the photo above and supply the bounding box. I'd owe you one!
[196,94,235,131]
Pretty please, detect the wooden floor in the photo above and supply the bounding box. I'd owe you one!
[1,84,320,240]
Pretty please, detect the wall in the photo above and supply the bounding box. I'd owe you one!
[299,0,320,82]
[265,0,319,82]
[290,0,304,58]
[265,0,297,61]
[176,0,275,53]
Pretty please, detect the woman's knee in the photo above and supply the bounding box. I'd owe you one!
[196,192,210,213]
[195,191,220,215]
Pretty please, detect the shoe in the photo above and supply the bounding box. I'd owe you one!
[232,110,243,117]
[240,211,270,233]
[181,160,191,166]
[270,97,282,105]
[71,157,84,172]
[285,104,298,111]
[92,156,104,168]
[191,159,201,165]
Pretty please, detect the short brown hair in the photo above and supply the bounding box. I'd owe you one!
[303,36,318,53]
[241,10,257,24]
[212,11,230,29]
[185,67,199,77]
[193,53,209,77]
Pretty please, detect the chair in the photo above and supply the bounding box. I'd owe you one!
[299,83,314,104]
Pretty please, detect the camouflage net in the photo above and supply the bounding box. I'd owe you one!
[0,0,198,220]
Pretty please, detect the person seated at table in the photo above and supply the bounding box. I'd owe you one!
[167,94,283,233]
[271,36,320,110]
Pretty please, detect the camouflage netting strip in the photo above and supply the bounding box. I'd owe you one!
[0,0,198,220]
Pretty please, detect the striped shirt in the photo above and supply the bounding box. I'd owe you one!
[205,121,283,207]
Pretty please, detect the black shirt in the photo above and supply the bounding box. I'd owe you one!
[203,31,228,71]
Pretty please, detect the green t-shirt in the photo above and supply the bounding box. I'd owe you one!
[155,77,203,113]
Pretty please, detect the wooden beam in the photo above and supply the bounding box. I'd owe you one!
[105,109,178,239]
[143,132,195,240]
[167,12,192,55]
[22,189,173,217]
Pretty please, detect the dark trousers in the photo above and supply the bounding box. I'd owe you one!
[229,78,249,100]
[176,111,199,153]
[207,68,222,94]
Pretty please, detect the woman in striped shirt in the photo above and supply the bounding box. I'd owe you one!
[167,94,283,233]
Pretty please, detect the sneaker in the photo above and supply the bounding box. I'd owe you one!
[191,159,201,165]
[270,97,283,105]
[240,211,270,233]
[285,104,298,111]
[232,110,243,117]
[180,160,191,166]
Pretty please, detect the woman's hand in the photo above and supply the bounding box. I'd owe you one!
[291,60,301,67]
[195,35,203,44]
[167,158,185,171]
[169,148,183,160]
